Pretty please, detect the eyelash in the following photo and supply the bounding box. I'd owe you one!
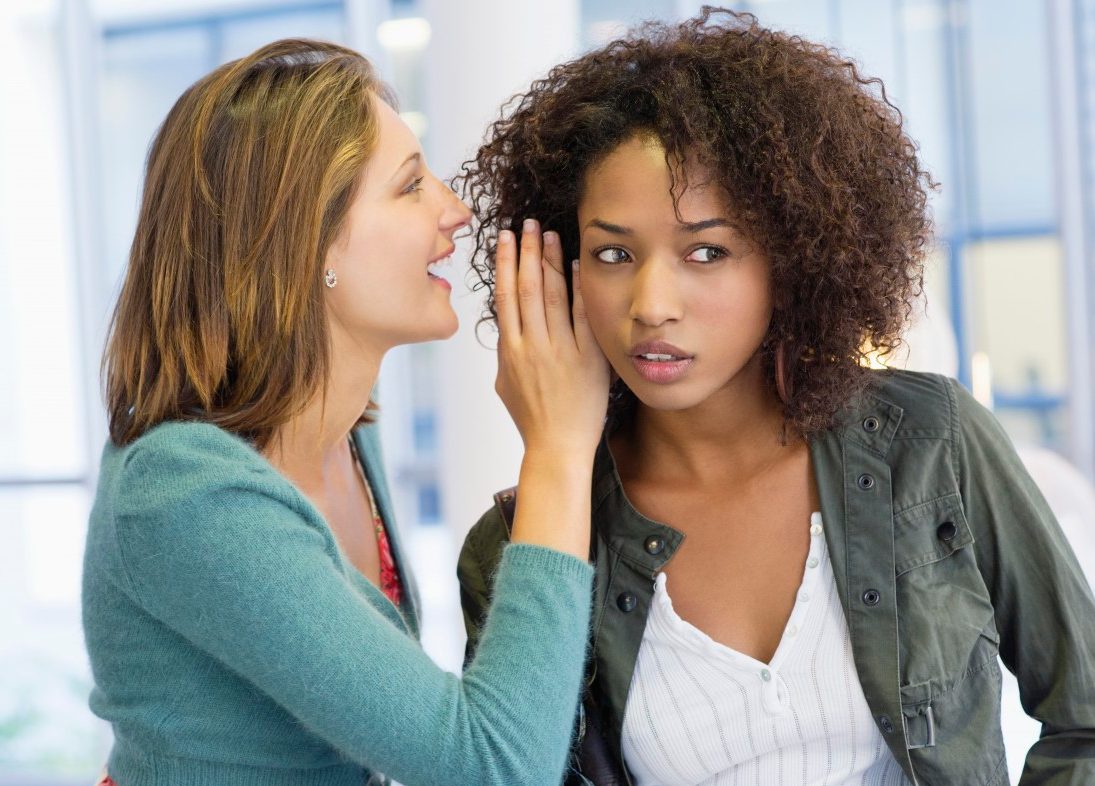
[687,245,729,264]
[590,245,730,265]
[403,176,425,195]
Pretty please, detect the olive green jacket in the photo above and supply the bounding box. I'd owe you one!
[459,370,1095,786]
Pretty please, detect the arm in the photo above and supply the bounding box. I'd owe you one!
[460,504,601,786]
[952,380,1095,784]
[115,443,592,786]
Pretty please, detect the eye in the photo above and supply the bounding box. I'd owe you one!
[592,246,631,264]
[403,176,425,195]
[685,245,728,264]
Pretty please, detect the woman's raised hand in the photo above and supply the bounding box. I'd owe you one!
[494,219,610,462]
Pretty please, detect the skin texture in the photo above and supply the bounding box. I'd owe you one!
[579,134,817,663]
[266,94,471,586]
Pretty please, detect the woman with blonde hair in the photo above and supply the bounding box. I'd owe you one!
[84,39,607,786]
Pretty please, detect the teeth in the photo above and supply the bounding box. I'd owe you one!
[641,353,677,361]
[427,259,449,276]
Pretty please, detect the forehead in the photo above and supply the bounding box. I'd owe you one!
[579,135,727,222]
[363,92,420,182]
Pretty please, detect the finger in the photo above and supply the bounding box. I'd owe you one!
[571,259,598,354]
[517,218,548,342]
[542,231,571,343]
[494,229,520,338]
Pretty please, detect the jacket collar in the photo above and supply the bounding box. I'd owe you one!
[838,390,904,458]
[589,383,906,573]
[591,436,686,577]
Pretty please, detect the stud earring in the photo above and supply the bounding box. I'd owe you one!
[324,269,338,288]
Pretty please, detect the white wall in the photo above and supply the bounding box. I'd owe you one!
[423,0,581,540]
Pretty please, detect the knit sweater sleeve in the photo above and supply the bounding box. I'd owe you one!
[111,432,593,786]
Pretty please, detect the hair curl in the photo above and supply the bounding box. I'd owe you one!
[455,7,936,436]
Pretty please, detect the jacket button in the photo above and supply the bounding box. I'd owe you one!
[862,589,881,606]
[616,592,637,613]
[862,416,881,433]
[644,535,665,555]
[879,715,895,734]
[857,473,875,490]
[937,520,958,542]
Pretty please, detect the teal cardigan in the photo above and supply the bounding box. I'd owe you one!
[82,420,593,786]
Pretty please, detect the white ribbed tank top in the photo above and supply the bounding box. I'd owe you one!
[621,512,911,786]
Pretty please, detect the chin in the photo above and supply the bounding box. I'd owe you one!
[621,377,709,412]
[426,312,459,342]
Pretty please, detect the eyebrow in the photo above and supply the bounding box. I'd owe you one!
[584,217,734,234]
[388,152,421,183]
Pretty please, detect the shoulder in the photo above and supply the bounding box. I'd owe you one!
[861,368,958,437]
[106,420,306,526]
[866,368,1009,450]
[860,369,1027,502]
[856,367,1005,449]
[119,419,263,468]
[116,419,265,484]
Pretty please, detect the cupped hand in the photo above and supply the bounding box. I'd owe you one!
[494,219,610,458]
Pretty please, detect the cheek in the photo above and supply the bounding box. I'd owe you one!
[709,273,770,324]
[578,278,621,344]
[701,276,773,340]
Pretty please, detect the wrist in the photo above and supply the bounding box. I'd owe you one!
[520,442,598,474]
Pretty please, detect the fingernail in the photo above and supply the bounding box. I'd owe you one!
[498,230,513,244]
[543,231,559,246]
[523,218,538,233]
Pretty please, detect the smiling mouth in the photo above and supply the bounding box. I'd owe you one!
[427,257,451,279]
[427,244,456,279]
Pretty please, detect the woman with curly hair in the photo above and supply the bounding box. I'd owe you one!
[84,38,609,786]
[457,8,1095,785]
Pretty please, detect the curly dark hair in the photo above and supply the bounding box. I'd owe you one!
[454,6,936,436]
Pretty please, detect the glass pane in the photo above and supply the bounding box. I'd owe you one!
[835,0,901,96]
[966,236,1068,451]
[0,2,87,480]
[220,7,346,60]
[99,27,214,289]
[741,0,833,41]
[0,485,108,781]
[897,0,953,235]
[966,0,1054,231]
[582,0,677,45]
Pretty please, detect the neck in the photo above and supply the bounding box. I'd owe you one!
[619,353,797,485]
[263,328,383,483]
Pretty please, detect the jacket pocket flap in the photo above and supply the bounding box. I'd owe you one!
[894,493,973,577]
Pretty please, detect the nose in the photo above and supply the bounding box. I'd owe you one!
[438,178,472,235]
[629,258,682,327]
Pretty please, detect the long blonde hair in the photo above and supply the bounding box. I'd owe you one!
[104,39,391,448]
